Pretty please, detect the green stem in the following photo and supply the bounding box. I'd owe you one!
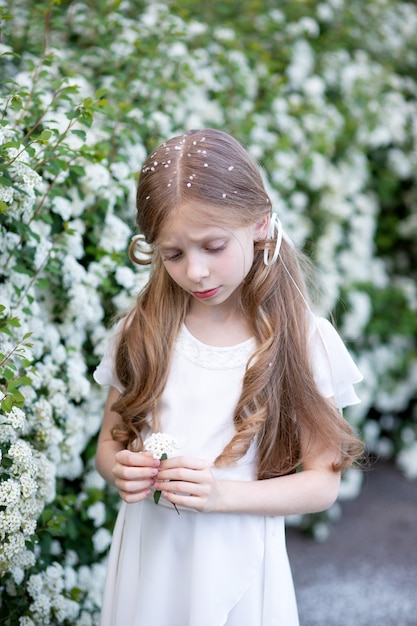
[153,453,179,514]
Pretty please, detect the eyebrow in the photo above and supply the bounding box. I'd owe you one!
[156,234,229,249]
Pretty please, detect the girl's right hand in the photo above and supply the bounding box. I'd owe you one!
[113,449,160,503]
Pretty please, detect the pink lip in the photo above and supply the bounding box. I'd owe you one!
[192,287,220,299]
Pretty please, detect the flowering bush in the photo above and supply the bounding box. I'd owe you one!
[1,0,416,620]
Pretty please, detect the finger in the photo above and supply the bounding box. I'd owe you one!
[115,475,155,495]
[155,468,197,485]
[154,477,210,498]
[116,449,160,468]
[162,490,207,512]
[119,486,153,504]
[160,456,209,471]
[115,473,155,489]
[157,458,210,483]
[113,463,159,482]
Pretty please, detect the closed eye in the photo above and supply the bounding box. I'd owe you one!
[161,251,182,261]
[206,245,226,253]
[159,239,227,261]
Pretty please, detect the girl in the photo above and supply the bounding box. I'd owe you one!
[94,128,364,626]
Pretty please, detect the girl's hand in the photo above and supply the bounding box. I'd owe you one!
[154,456,221,513]
[113,449,160,504]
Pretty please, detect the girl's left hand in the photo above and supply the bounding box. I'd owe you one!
[153,456,220,513]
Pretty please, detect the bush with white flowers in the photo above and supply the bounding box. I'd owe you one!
[1,0,416,620]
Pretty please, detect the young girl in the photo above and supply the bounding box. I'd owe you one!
[94,128,364,626]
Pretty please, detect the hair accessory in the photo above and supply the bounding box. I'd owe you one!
[263,213,283,266]
[129,234,154,265]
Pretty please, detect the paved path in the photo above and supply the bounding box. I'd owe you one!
[286,461,417,625]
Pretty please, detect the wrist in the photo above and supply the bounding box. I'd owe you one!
[214,480,238,514]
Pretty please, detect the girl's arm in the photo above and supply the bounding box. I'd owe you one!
[95,387,125,486]
[154,444,341,516]
[216,450,341,516]
[95,387,160,500]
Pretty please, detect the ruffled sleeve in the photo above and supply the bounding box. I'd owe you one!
[93,319,125,393]
[309,316,363,408]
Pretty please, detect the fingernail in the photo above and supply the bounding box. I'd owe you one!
[151,468,158,476]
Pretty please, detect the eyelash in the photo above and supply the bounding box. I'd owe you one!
[163,252,181,261]
[207,245,226,253]
[163,245,226,262]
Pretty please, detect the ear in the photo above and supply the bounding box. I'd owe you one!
[254,213,270,241]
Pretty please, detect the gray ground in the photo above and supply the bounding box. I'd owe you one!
[286,461,417,626]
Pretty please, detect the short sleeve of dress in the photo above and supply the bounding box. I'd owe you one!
[93,320,125,393]
[309,316,363,409]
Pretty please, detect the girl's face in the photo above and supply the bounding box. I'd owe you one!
[156,202,267,312]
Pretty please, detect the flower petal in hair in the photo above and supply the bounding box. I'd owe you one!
[264,213,283,266]
[129,234,154,264]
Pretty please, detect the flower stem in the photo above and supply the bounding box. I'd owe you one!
[153,453,179,514]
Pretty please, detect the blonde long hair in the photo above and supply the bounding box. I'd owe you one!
[111,129,363,478]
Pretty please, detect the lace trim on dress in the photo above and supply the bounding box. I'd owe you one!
[175,325,255,370]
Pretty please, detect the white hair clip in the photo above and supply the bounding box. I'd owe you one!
[263,213,283,266]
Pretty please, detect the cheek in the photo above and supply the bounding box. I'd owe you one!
[162,262,181,285]
[224,243,254,280]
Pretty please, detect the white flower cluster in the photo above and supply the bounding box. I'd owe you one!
[144,432,178,459]
[0,129,44,224]
[0,430,55,578]
[12,560,106,625]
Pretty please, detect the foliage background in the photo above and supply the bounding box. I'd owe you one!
[1,0,416,623]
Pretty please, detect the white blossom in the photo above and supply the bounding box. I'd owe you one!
[397,442,417,479]
[92,527,112,553]
[87,501,106,527]
[99,213,131,253]
[115,266,137,290]
[144,432,178,459]
[2,406,26,431]
[286,39,315,88]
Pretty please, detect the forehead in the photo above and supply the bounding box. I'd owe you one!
[170,198,240,224]
[156,202,231,242]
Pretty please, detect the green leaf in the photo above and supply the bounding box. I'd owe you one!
[1,455,13,469]
[3,367,17,381]
[95,87,107,99]
[10,95,23,111]
[39,129,52,141]
[1,395,13,412]
[35,277,50,289]
[41,509,54,523]
[70,129,87,141]
[8,376,31,391]
[0,315,20,329]
[0,174,13,187]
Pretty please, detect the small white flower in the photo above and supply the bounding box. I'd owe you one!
[144,433,179,510]
[87,501,106,527]
[143,432,177,459]
[8,407,26,431]
[92,527,112,553]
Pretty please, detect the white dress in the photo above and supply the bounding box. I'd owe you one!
[94,316,362,626]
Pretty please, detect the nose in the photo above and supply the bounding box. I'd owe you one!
[186,253,209,284]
